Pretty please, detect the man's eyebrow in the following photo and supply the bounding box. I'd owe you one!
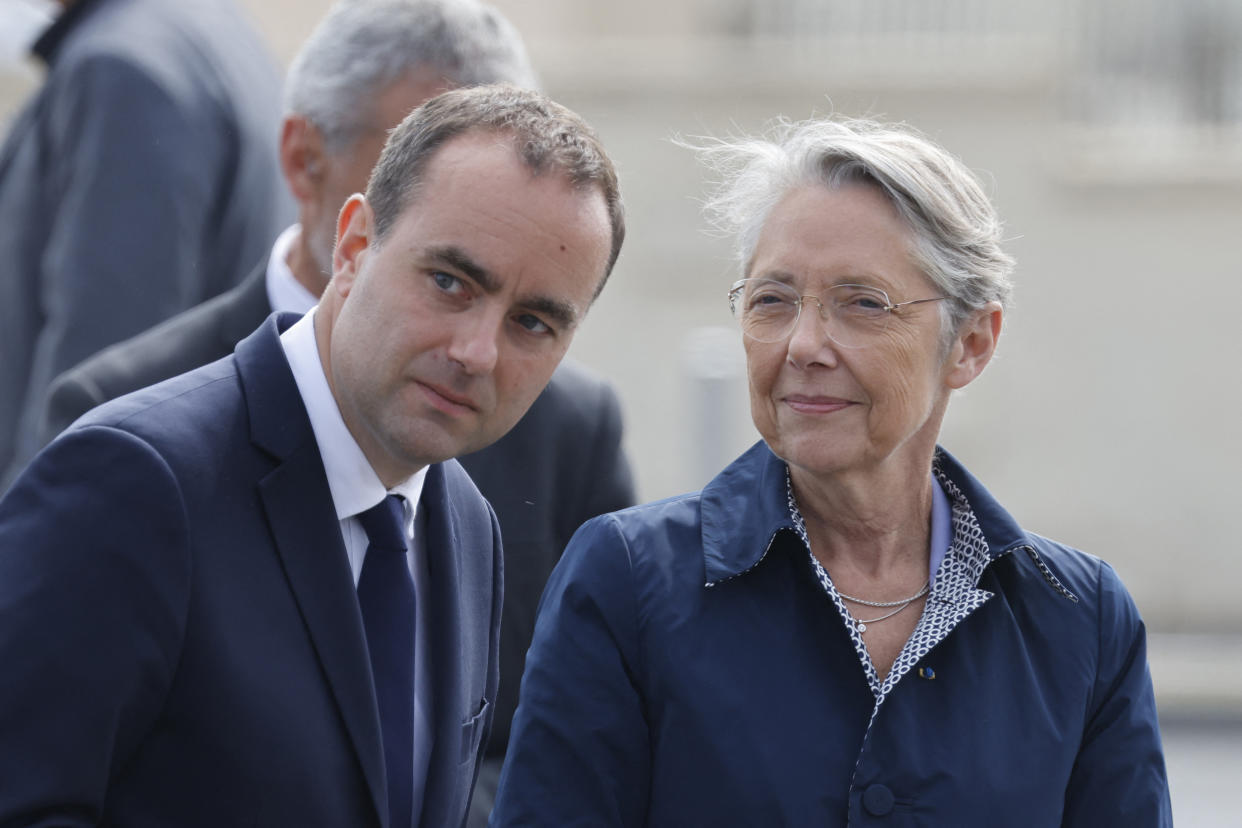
[427,245,498,293]
[427,244,582,331]
[520,296,580,332]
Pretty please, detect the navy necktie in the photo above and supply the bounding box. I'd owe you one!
[357,495,415,828]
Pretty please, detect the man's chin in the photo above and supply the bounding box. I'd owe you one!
[389,426,480,470]
[385,409,521,469]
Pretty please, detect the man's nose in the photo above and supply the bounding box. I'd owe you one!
[446,307,502,376]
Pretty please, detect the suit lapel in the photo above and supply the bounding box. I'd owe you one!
[238,316,387,827]
[417,463,468,827]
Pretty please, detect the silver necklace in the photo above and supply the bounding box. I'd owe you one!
[838,580,930,633]
[849,600,922,633]
[838,580,929,608]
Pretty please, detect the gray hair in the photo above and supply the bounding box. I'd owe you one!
[367,84,625,291]
[690,116,1014,344]
[284,0,538,153]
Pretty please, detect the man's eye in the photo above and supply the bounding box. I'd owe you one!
[431,271,464,294]
[515,313,551,336]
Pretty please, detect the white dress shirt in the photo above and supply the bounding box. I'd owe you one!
[279,309,433,819]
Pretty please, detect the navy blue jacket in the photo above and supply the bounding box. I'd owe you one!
[0,316,501,827]
[493,442,1171,826]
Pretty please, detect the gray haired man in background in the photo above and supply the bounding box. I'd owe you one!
[19,1,636,822]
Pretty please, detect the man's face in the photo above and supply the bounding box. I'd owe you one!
[321,132,613,486]
[304,71,454,283]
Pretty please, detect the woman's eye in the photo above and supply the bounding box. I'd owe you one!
[836,290,888,313]
[750,291,793,309]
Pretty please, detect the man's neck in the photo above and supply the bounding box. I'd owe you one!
[286,227,329,298]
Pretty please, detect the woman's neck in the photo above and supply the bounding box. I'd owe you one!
[790,455,934,592]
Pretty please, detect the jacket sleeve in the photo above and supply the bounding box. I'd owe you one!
[490,514,649,827]
[11,52,225,471]
[1062,561,1172,826]
[0,427,190,825]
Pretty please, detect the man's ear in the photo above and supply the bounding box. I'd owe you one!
[331,194,373,297]
[279,115,326,204]
[945,302,1003,390]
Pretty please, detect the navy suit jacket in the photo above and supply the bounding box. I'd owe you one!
[0,316,502,827]
[30,261,637,759]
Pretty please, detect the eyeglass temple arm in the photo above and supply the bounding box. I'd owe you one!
[890,296,947,312]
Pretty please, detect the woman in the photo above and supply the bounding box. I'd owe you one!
[491,118,1171,826]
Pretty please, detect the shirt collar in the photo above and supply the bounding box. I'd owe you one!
[266,225,320,316]
[928,474,951,589]
[279,309,427,522]
[930,446,1028,558]
[32,0,105,63]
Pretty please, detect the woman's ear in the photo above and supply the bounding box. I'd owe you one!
[945,302,1003,390]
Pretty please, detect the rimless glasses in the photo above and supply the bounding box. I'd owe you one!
[728,278,946,349]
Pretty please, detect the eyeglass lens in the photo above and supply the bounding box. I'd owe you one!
[730,279,893,348]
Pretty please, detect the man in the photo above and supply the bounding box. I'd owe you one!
[23,0,541,447]
[18,4,635,816]
[0,0,291,478]
[0,83,625,828]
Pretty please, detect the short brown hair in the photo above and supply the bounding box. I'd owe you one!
[366,84,625,294]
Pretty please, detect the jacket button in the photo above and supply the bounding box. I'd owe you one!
[862,784,895,816]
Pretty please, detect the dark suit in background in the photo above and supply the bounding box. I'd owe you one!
[0,0,290,478]
[36,248,637,817]
[0,316,501,826]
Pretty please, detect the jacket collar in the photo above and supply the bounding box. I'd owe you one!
[701,442,796,586]
[33,0,107,64]
[700,442,1030,587]
[238,312,314,459]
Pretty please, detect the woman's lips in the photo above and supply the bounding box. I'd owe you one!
[782,394,854,414]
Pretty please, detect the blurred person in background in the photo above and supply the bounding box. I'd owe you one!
[17,1,635,821]
[492,116,1171,826]
[0,83,625,828]
[0,0,291,479]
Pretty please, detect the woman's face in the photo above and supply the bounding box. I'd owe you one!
[744,182,960,480]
